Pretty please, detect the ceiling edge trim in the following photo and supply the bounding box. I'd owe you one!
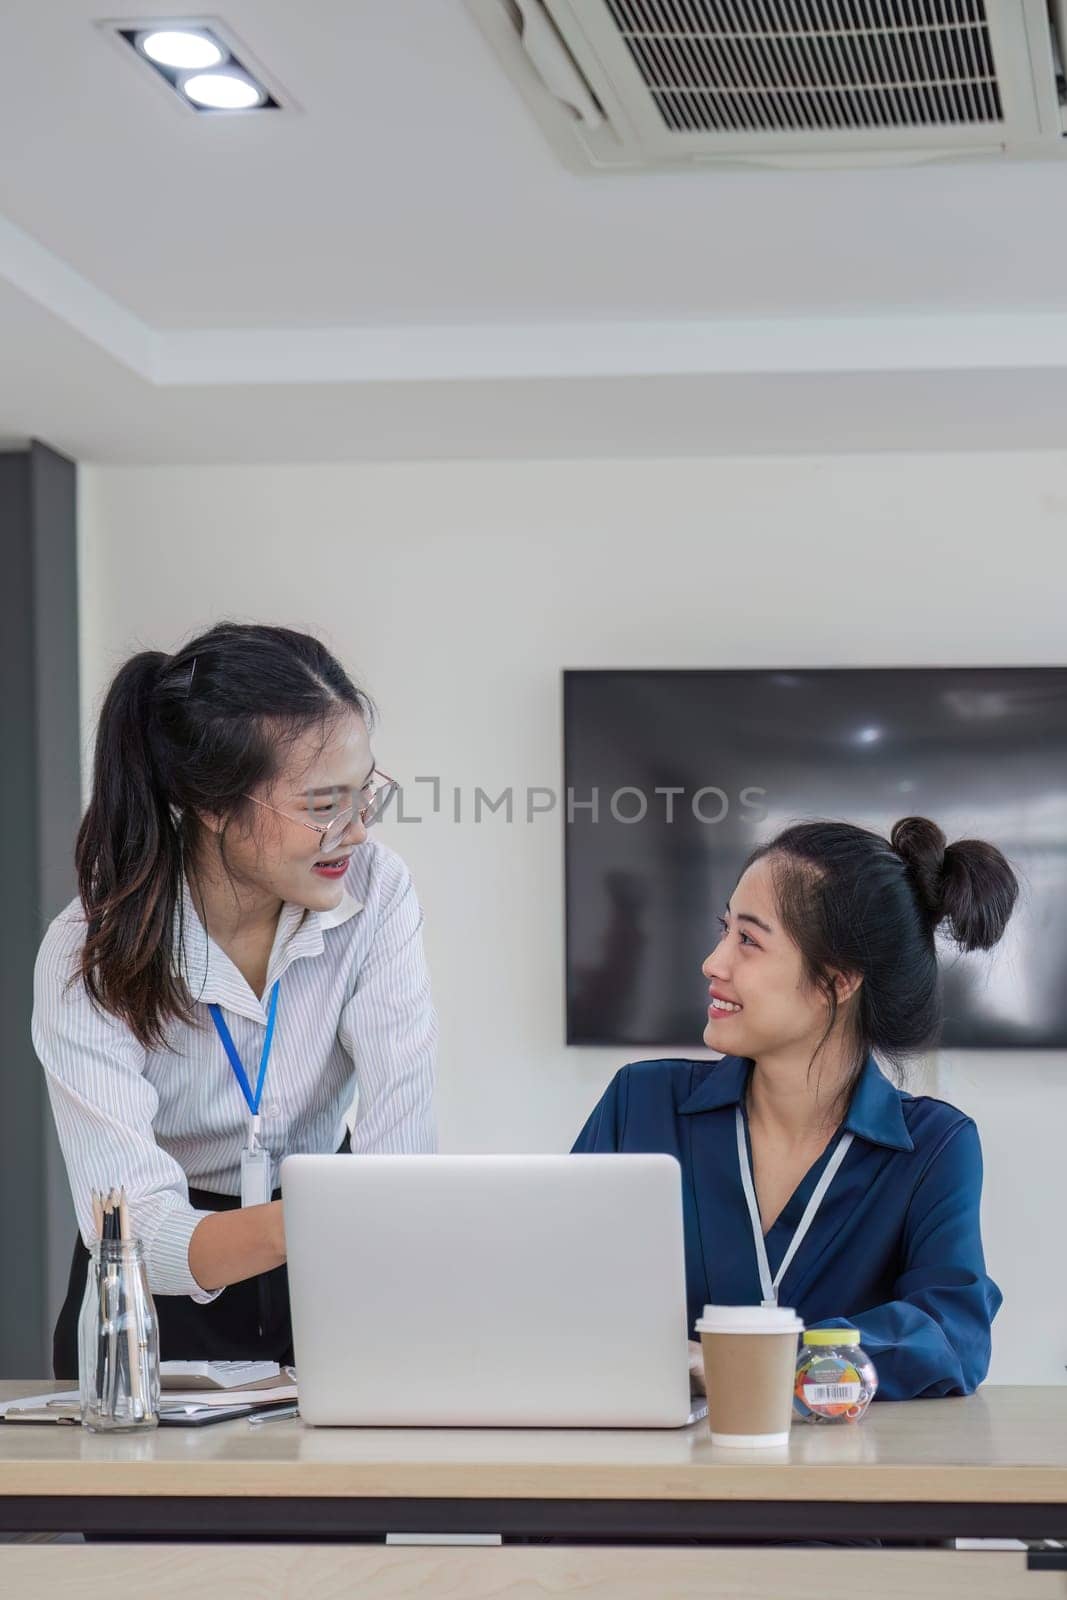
[6,212,1067,388]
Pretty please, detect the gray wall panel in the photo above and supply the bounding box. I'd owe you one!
[0,442,78,1375]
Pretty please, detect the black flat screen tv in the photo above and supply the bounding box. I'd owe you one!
[563,668,1066,1050]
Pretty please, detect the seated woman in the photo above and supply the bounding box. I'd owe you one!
[572,816,1018,1401]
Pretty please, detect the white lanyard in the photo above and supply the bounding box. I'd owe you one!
[735,1105,854,1307]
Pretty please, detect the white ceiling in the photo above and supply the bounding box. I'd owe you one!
[5,0,1067,463]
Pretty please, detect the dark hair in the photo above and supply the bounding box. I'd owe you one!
[72,622,373,1051]
[743,814,1019,1098]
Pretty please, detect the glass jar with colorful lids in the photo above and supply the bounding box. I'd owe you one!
[793,1328,878,1424]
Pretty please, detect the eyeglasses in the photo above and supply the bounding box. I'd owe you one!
[243,769,399,852]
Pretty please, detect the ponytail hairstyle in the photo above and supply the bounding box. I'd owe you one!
[72,622,372,1051]
[743,815,1020,1099]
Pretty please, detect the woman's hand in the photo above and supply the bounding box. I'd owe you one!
[688,1339,707,1397]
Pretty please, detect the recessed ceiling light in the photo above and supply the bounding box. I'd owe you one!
[137,29,223,70]
[181,69,264,109]
[105,18,283,114]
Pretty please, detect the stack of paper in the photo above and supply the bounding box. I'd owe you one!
[0,1389,81,1424]
[156,1360,297,1421]
[0,1368,298,1426]
[161,1380,296,1411]
[159,1359,287,1391]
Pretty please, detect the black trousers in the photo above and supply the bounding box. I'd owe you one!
[53,1133,350,1380]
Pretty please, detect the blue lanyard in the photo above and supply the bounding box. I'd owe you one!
[208,981,281,1121]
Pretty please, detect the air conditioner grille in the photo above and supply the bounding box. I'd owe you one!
[603,0,1003,135]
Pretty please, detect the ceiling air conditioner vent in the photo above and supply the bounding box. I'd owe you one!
[467,0,1067,169]
[606,0,1002,136]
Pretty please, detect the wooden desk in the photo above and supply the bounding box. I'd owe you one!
[1,1380,1067,1537]
[2,1382,1067,1598]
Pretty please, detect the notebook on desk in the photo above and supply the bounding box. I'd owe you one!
[283,1153,700,1429]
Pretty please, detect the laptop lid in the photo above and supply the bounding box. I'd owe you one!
[282,1153,694,1428]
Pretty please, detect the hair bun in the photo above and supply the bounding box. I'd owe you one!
[891,814,1019,953]
[890,815,946,922]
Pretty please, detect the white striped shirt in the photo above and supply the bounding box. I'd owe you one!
[31,840,437,1302]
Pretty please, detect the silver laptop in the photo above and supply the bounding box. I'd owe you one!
[282,1153,703,1428]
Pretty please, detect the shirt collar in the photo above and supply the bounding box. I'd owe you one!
[173,868,364,1021]
[844,1053,914,1151]
[677,1052,914,1152]
[677,1055,750,1115]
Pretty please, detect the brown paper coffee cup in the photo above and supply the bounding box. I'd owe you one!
[695,1304,804,1447]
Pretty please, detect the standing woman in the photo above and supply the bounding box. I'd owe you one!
[34,622,437,1377]
[574,817,1018,1401]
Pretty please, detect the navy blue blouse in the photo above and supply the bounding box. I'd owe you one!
[572,1054,1001,1400]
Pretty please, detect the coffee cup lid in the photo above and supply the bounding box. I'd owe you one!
[695,1303,804,1336]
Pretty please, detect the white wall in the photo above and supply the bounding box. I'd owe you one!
[78,452,1067,1384]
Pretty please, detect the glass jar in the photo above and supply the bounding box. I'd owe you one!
[793,1328,878,1424]
[78,1238,160,1432]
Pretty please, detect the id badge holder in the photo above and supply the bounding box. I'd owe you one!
[240,1139,272,1208]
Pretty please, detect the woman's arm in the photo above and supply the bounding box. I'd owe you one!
[340,851,438,1155]
[809,1119,1002,1399]
[188,1201,286,1291]
[33,920,224,1303]
[196,852,438,1287]
[571,1066,630,1153]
